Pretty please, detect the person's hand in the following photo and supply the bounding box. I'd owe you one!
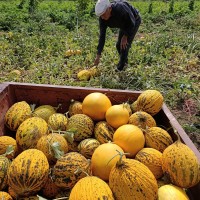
[120,35,128,50]
[94,54,101,66]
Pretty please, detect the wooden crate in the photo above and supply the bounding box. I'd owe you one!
[0,82,199,199]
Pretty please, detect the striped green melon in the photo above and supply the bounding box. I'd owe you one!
[135,148,163,179]
[94,121,114,144]
[53,152,91,189]
[36,133,69,164]
[4,101,32,131]
[78,138,100,159]
[7,149,49,197]
[16,117,48,150]
[130,100,138,113]
[8,187,17,199]
[68,141,79,152]
[145,127,173,152]
[0,155,11,191]
[0,136,17,159]
[66,114,94,142]
[129,111,156,130]
[109,158,158,200]
[68,99,83,117]
[33,105,57,122]
[0,191,13,200]
[162,138,200,188]
[48,113,68,131]
[136,90,164,116]
[41,175,60,199]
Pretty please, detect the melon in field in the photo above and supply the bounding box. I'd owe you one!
[65,49,74,57]
[77,69,91,81]
[9,69,21,77]
[88,66,100,77]
[65,49,81,57]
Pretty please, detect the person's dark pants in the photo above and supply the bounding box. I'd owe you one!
[116,16,141,70]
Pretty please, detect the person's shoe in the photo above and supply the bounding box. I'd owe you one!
[116,64,124,71]
[125,58,128,65]
[115,68,121,72]
[116,57,128,71]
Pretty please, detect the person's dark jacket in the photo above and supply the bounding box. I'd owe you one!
[97,1,140,55]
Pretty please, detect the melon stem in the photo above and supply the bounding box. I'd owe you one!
[173,129,181,142]
[1,145,14,157]
[49,129,76,144]
[106,150,130,166]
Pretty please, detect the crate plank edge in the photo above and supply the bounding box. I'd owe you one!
[0,82,199,199]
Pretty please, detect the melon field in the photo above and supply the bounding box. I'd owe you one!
[0,0,199,150]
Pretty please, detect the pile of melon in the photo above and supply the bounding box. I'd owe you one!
[0,89,199,200]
